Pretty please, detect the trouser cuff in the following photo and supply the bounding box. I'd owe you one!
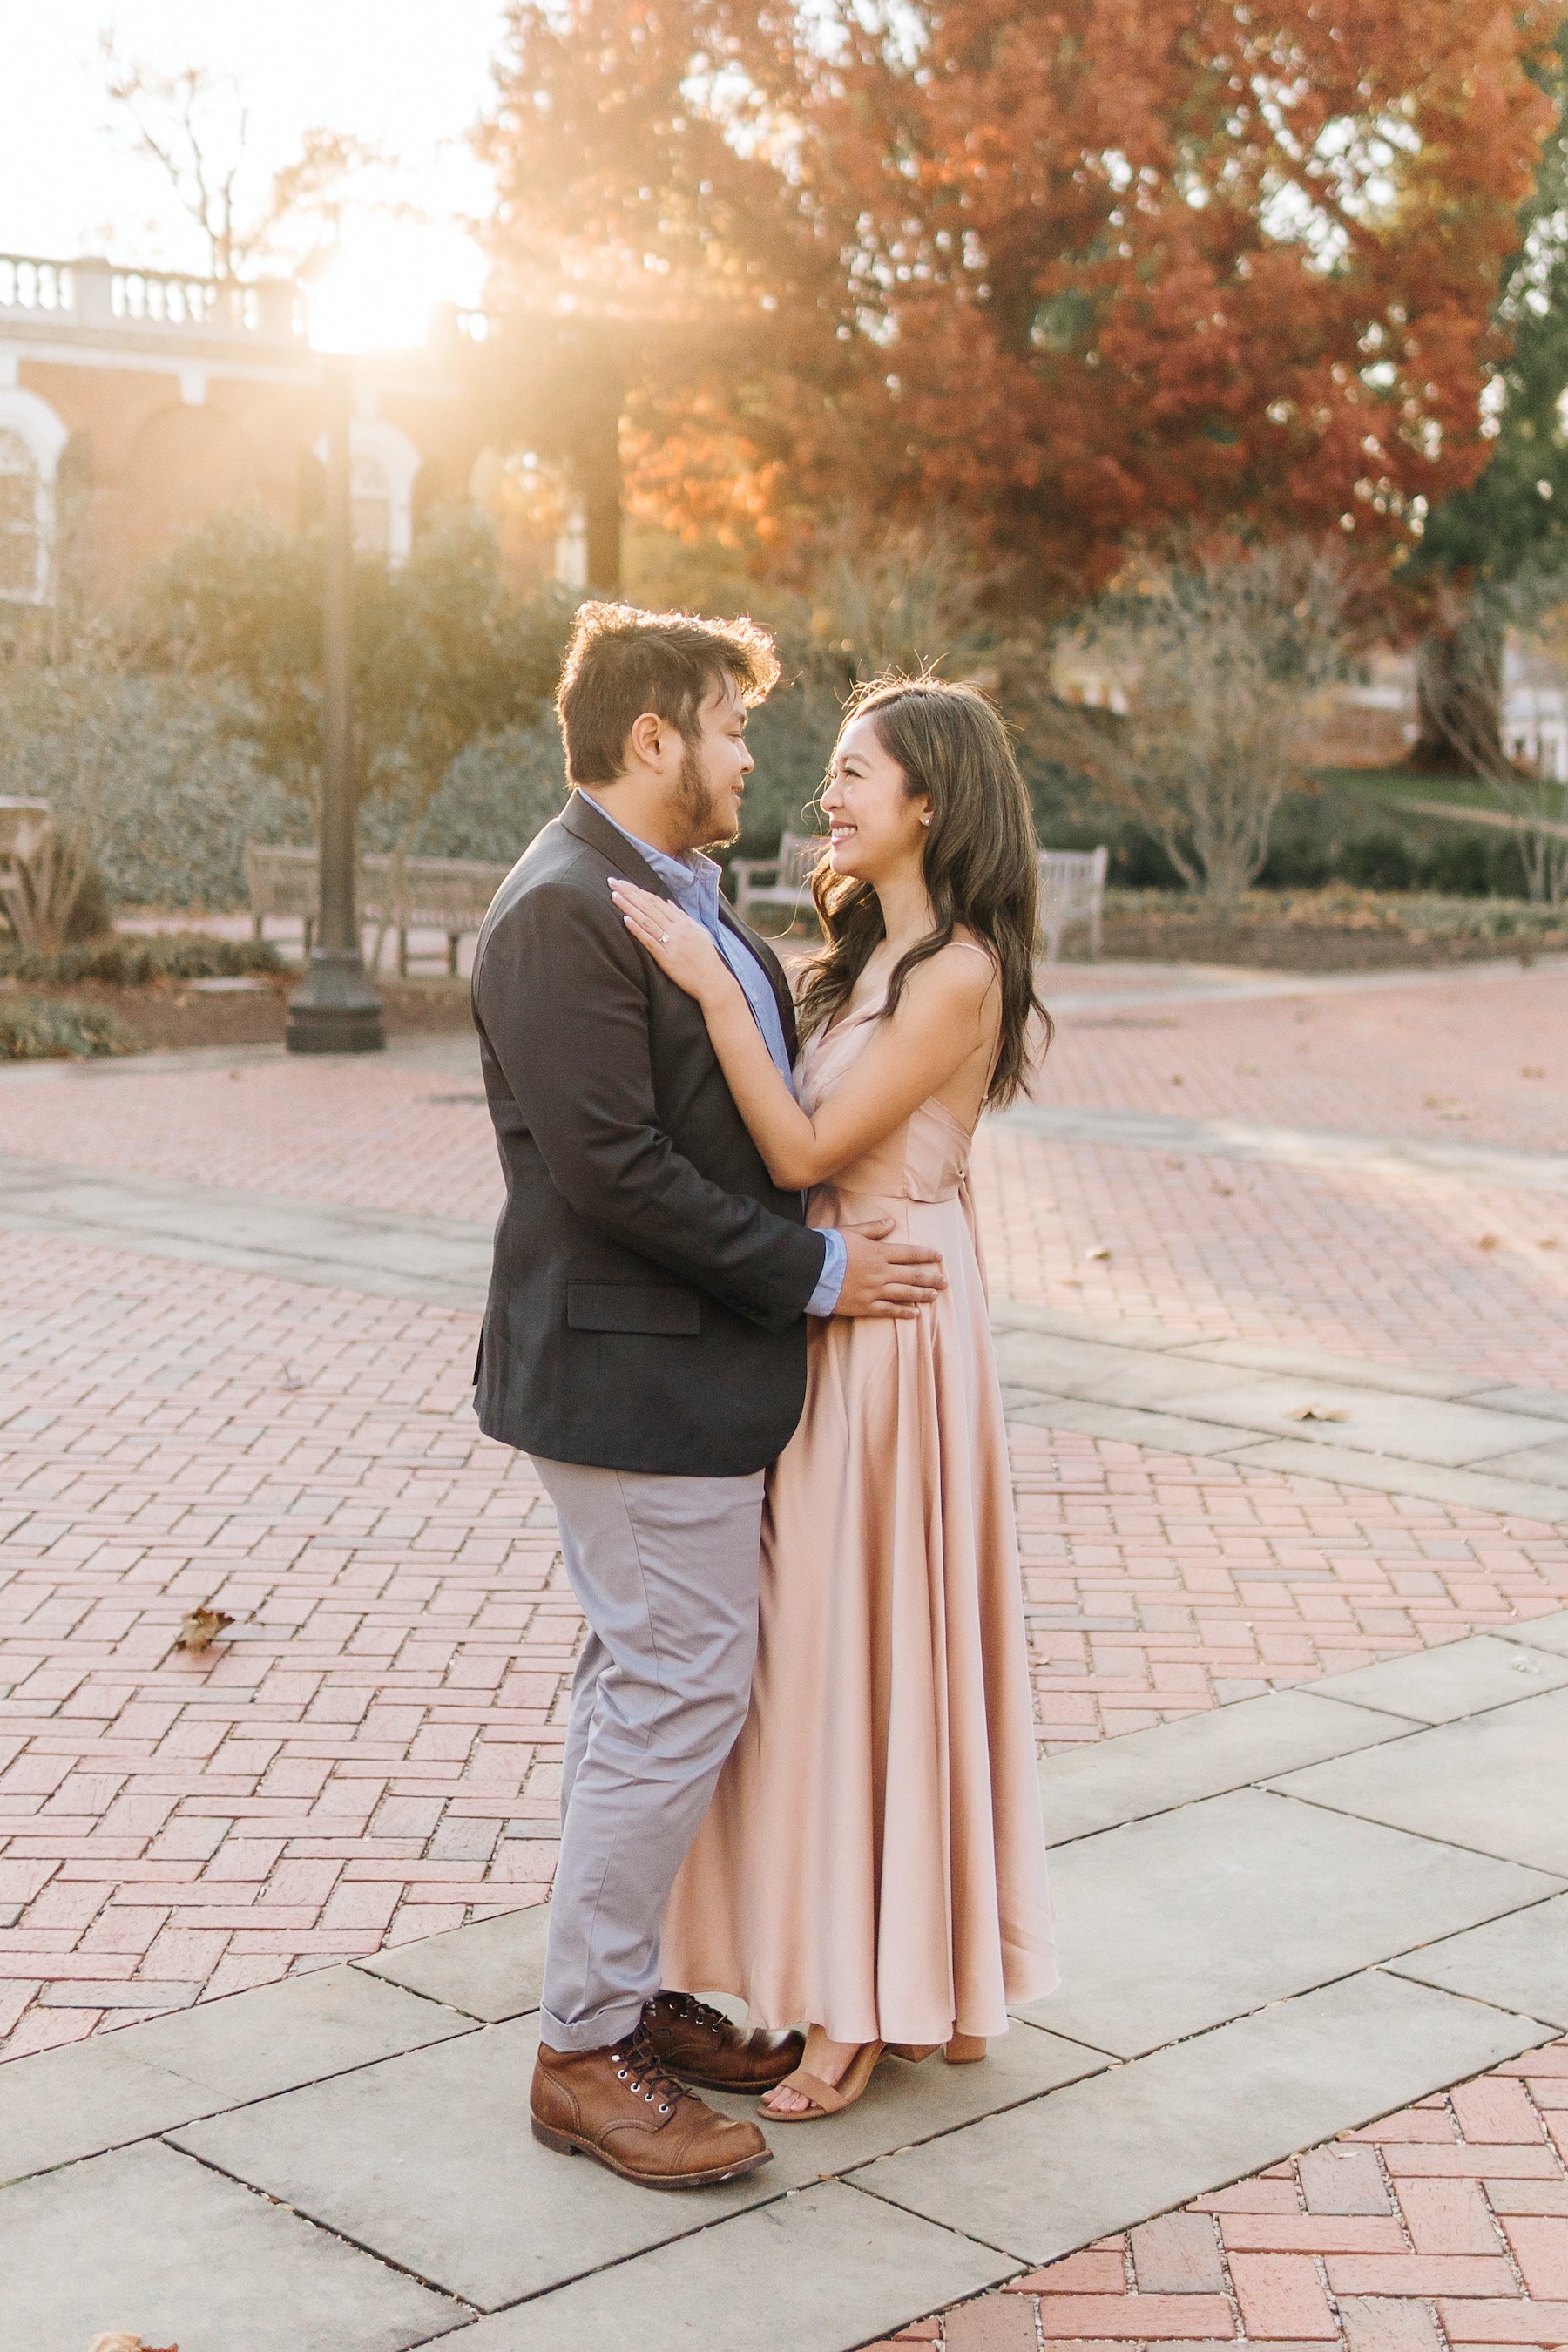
[539,1995,650,2054]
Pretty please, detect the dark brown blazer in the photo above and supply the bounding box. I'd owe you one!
[470,790,828,1476]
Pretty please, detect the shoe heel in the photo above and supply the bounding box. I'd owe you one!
[531,2117,579,2156]
[944,2034,986,2065]
[888,2043,940,2063]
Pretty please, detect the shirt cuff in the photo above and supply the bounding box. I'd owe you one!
[805,1226,848,1317]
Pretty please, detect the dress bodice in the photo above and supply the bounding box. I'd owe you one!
[795,1006,975,1206]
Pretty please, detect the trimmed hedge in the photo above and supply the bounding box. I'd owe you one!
[1104,885,1568,944]
[0,933,286,987]
[0,995,136,1059]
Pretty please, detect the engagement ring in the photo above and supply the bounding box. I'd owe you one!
[660,931,670,943]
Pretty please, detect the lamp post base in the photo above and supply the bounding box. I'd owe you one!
[286,950,385,1054]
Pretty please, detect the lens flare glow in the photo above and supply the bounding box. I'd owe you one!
[305,213,486,354]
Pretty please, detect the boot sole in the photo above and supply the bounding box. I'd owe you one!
[531,2114,774,2189]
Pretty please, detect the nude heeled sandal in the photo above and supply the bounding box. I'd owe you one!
[760,2040,886,2120]
[888,2033,988,2065]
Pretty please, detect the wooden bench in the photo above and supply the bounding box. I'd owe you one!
[728,829,828,928]
[1037,845,1108,961]
[244,843,513,975]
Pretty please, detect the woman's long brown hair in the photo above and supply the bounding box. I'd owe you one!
[796,675,1051,1107]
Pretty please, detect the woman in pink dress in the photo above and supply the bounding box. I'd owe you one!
[609,674,1057,2120]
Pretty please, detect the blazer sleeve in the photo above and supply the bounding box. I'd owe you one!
[475,875,829,1331]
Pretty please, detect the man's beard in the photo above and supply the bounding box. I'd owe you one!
[677,742,740,850]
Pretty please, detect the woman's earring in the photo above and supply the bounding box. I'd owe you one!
[921,814,933,827]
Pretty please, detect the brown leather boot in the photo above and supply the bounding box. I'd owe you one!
[531,2027,772,2189]
[642,1991,806,2092]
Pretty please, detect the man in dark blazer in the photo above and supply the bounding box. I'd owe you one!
[471,602,943,2190]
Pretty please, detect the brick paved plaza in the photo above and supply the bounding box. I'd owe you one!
[2,952,1566,2350]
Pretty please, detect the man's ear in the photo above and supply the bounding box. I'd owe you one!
[626,711,666,770]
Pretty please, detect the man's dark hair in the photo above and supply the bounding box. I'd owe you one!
[554,601,781,786]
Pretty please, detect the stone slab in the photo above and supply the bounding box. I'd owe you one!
[1168,1339,1490,1402]
[1218,1439,1568,1523]
[1002,1391,1255,1459]
[704,2016,1107,2180]
[1480,1440,1568,1484]
[854,1970,1550,2267]
[171,2010,1101,2309]
[0,1963,475,2186]
[991,1327,1566,1470]
[1470,1389,1568,1425]
[355,1900,550,2021]
[1305,1634,1568,1724]
[171,2016,781,2310]
[0,2036,219,2189]
[445,2180,1013,2352]
[1496,1609,1568,1657]
[993,1100,1568,1196]
[1385,1894,1568,2028]
[0,2139,466,2352]
[1038,1688,1406,1846]
[1138,1378,1565,1469]
[1013,1788,1553,2059]
[0,1155,494,1311]
[1270,1687,1568,1875]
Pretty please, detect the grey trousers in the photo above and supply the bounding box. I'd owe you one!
[530,1454,767,2052]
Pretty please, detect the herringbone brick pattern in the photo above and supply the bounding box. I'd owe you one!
[2,1234,1565,2059]
[873,2039,1568,2352]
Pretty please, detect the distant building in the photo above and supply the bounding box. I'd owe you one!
[0,251,589,606]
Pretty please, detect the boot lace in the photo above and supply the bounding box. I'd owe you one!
[606,2027,692,2118]
[655,1991,731,2040]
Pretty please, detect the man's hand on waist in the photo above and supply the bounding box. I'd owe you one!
[834,1219,946,1319]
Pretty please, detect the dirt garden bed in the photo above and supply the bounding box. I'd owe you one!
[1092,886,1568,971]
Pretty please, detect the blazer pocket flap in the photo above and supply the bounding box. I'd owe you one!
[567,1281,701,1336]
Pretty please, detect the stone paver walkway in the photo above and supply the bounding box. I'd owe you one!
[882,2037,1568,2352]
[3,1620,1566,2349]
[2,955,1566,2348]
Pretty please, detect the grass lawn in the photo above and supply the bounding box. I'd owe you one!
[1314,766,1504,815]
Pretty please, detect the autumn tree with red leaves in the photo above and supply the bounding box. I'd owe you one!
[478,0,1559,593]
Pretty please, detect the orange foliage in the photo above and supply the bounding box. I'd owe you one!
[480,0,1561,585]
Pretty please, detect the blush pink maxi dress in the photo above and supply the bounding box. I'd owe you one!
[661,977,1058,2047]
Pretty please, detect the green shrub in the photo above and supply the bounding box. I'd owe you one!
[0,995,136,1059]
[1,933,285,987]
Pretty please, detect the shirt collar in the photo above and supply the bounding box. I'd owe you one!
[578,791,722,927]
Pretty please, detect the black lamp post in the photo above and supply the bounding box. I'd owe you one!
[287,354,384,1054]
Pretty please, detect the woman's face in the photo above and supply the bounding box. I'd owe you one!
[820,713,932,884]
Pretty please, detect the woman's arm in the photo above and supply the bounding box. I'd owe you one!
[609,879,996,1188]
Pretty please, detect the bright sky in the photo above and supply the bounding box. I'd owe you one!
[0,0,512,348]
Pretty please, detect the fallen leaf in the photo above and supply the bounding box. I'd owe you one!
[1212,1183,1234,1197]
[1165,1155,1186,1168]
[1284,1403,1350,1423]
[176,1605,234,1654]
[1542,1237,1561,1251]
[1477,1234,1500,1251]
[1522,1066,1544,1079]
[1170,1074,1184,1085]
[1085,1246,1112,1261]
[86,2337,175,2351]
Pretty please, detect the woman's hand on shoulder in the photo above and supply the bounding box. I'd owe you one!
[608,878,733,1009]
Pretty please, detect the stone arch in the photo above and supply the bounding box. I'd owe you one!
[0,386,68,602]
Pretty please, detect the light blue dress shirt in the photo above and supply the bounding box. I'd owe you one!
[581,793,848,1317]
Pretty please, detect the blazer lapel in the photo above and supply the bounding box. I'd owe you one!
[560,788,672,901]
[564,790,801,1059]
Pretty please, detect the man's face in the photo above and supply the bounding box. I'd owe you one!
[674,673,754,851]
